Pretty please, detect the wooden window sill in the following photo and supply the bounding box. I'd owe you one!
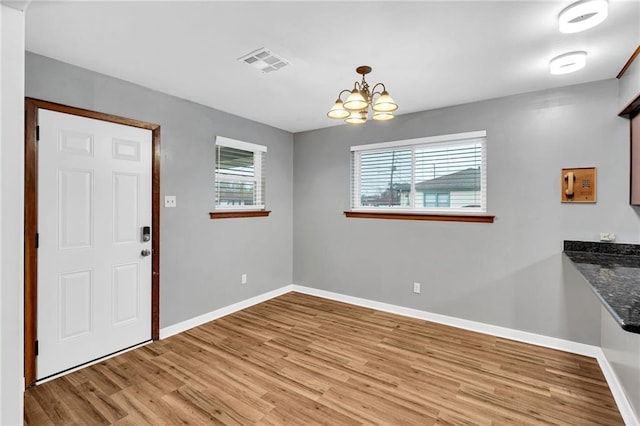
[344,211,494,223]
[210,210,271,219]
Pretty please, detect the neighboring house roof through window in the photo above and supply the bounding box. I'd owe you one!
[416,167,481,192]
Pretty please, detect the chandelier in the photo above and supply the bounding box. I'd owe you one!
[327,65,398,124]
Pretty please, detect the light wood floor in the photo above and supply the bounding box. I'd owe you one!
[24,292,623,425]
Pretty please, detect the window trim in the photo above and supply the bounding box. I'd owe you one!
[210,210,271,219]
[350,130,488,216]
[350,130,486,152]
[216,136,267,154]
[213,136,267,214]
[344,211,494,223]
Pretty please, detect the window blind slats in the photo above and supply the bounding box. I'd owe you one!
[351,137,486,212]
[215,143,266,209]
[357,149,412,207]
[216,146,255,177]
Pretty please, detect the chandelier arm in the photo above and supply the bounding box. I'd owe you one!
[370,83,387,97]
[337,89,352,100]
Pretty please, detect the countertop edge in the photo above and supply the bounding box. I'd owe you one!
[563,253,628,329]
[563,243,640,335]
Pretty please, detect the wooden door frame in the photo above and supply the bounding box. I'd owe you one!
[24,98,161,387]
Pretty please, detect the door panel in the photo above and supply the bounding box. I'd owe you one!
[59,130,93,156]
[58,270,93,340]
[59,169,93,249]
[113,173,139,243]
[37,109,152,380]
[112,138,140,161]
[113,263,139,325]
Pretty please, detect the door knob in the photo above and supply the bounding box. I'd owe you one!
[141,249,151,257]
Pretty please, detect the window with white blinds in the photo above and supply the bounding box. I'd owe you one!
[351,131,487,213]
[215,136,266,210]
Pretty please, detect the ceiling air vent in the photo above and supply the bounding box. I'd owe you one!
[238,48,289,73]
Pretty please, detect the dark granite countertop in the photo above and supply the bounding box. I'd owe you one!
[564,240,640,334]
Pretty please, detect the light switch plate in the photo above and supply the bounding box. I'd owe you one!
[164,196,176,208]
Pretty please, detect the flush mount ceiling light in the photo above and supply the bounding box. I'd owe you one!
[327,65,398,124]
[549,51,587,74]
[558,0,608,33]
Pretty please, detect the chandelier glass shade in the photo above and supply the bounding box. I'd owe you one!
[327,65,398,124]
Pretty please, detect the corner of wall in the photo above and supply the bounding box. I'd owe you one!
[0,4,26,425]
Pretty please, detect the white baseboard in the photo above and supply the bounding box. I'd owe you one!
[594,347,639,426]
[159,284,638,425]
[159,285,294,339]
[290,285,600,357]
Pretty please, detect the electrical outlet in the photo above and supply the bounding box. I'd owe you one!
[413,282,421,294]
[164,196,177,208]
[241,274,247,284]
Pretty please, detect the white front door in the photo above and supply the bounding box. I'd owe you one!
[37,109,152,380]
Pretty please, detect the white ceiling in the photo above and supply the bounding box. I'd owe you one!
[24,1,640,133]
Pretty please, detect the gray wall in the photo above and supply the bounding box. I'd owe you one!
[293,79,638,345]
[25,52,294,328]
[1,5,26,425]
[601,305,640,419]
[601,60,640,419]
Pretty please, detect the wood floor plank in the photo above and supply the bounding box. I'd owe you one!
[122,383,197,425]
[23,392,54,426]
[25,292,624,425]
[107,386,167,425]
[45,378,111,425]
[76,381,127,424]
[27,379,84,425]
[258,389,360,426]
[163,385,258,425]
[319,381,438,426]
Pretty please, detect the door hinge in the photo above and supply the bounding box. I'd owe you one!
[36,125,40,141]
[35,233,39,249]
[35,340,39,356]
